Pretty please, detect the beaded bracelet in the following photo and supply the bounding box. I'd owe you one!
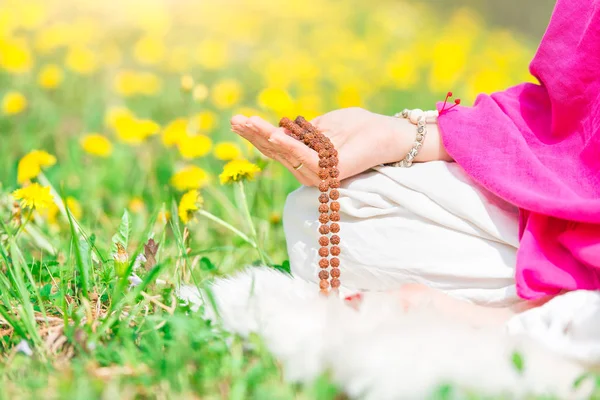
[386,108,438,168]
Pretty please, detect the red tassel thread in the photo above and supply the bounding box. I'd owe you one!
[439,91,461,115]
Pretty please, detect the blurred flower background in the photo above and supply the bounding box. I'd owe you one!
[0,0,548,232]
[0,0,559,398]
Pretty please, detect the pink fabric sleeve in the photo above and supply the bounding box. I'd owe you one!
[435,0,600,299]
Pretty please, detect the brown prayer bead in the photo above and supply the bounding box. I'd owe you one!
[318,247,329,257]
[319,213,330,224]
[295,116,317,133]
[318,270,329,280]
[279,115,342,292]
[318,149,330,158]
[319,258,329,268]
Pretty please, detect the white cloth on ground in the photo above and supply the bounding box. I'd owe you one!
[179,161,600,398]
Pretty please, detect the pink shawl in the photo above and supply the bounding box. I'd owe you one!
[437,0,600,299]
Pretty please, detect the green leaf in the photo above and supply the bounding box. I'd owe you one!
[273,260,291,275]
[111,209,131,255]
[511,351,524,374]
[199,257,216,272]
[573,372,592,389]
[66,206,89,298]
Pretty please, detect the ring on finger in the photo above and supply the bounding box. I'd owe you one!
[293,162,304,171]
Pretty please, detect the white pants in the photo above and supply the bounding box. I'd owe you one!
[282,161,600,364]
[284,161,521,307]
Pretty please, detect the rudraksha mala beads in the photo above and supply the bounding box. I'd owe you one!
[279,116,341,294]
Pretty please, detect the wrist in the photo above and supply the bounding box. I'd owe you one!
[379,115,414,165]
[382,113,452,165]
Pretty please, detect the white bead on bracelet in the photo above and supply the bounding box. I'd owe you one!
[386,108,439,168]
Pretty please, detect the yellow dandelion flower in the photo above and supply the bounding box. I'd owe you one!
[137,72,161,96]
[113,70,138,97]
[211,79,242,109]
[192,110,217,133]
[192,84,209,102]
[214,142,242,161]
[161,118,189,147]
[219,159,261,185]
[137,119,160,137]
[336,84,363,108]
[80,134,113,157]
[17,150,56,184]
[177,135,212,159]
[133,35,165,66]
[65,46,98,75]
[128,197,145,214]
[12,183,53,210]
[112,113,159,145]
[257,87,294,114]
[181,75,194,92]
[33,22,69,54]
[0,39,32,74]
[113,71,161,97]
[178,189,203,224]
[195,39,229,70]
[65,197,83,220]
[38,64,63,90]
[42,203,58,225]
[40,196,82,226]
[2,91,27,115]
[105,106,134,129]
[170,165,210,191]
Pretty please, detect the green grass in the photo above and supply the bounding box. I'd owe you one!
[0,168,343,399]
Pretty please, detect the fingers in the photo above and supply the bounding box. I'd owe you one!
[230,115,320,185]
[269,130,320,184]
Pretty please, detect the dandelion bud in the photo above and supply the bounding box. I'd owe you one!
[113,242,129,278]
[193,84,209,102]
[180,74,194,92]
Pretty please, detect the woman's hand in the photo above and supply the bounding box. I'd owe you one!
[230,107,450,186]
